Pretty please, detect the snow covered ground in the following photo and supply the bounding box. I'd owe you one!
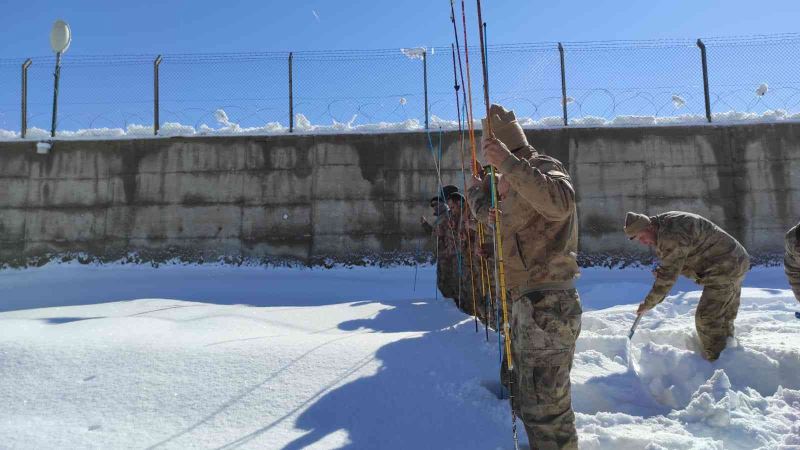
[0,263,798,449]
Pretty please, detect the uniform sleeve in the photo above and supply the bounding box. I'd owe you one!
[434,220,448,238]
[466,179,493,228]
[465,212,480,232]
[499,154,575,221]
[784,231,800,303]
[643,238,689,309]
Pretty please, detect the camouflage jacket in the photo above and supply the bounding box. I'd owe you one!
[784,223,800,302]
[441,208,462,261]
[424,214,454,262]
[467,148,579,299]
[643,211,750,309]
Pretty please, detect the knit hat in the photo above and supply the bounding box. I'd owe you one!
[624,212,651,240]
[481,104,528,151]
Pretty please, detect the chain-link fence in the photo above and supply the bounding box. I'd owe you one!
[1,33,799,138]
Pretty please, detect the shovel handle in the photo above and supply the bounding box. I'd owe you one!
[628,313,643,340]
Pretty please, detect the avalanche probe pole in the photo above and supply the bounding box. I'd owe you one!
[475,0,519,448]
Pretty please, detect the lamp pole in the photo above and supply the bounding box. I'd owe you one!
[49,20,71,138]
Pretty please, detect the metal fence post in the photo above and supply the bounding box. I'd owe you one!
[154,55,162,135]
[423,49,429,130]
[697,39,712,123]
[21,58,32,138]
[558,43,568,127]
[50,52,63,137]
[289,52,294,133]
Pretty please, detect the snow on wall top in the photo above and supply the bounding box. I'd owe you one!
[2,109,800,141]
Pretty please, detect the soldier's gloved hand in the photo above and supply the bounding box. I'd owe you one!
[482,138,513,168]
[636,302,652,315]
[488,207,503,222]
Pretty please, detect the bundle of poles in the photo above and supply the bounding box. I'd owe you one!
[443,0,519,447]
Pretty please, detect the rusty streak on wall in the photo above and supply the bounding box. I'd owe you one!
[0,123,798,266]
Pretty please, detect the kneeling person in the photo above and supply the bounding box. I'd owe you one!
[625,211,750,361]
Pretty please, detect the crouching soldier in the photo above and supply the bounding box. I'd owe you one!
[468,104,581,450]
[784,223,800,303]
[625,211,750,361]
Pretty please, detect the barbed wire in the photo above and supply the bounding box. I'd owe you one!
[1,32,799,135]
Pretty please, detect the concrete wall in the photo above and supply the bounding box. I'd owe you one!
[571,124,800,263]
[0,122,798,266]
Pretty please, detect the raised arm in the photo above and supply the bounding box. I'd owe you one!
[483,138,575,221]
[466,176,493,228]
[499,153,575,221]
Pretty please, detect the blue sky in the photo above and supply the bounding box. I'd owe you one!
[2,1,800,133]
[2,0,800,57]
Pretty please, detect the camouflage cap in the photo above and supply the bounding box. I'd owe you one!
[447,191,465,202]
[481,104,528,151]
[439,185,459,200]
[624,212,651,240]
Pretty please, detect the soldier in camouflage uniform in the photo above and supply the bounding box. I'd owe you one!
[450,190,492,320]
[422,188,461,301]
[783,223,800,302]
[625,211,750,361]
[441,186,463,303]
[470,170,500,330]
[468,104,581,450]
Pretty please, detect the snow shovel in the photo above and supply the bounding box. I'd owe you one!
[626,313,644,376]
[628,313,643,339]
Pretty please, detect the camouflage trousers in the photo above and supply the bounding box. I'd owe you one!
[510,289,582,450]
[458,254,496,322]
[696,275,744,361]
[436,256,460,301]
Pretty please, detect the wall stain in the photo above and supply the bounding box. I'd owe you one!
[709,127,746,242]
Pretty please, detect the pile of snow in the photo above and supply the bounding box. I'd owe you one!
[4,107,800,141]
[0,129,19,139]
[570,109,800,127]
[0,264,798,448]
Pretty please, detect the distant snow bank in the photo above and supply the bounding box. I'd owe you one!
[3,109,800,141]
